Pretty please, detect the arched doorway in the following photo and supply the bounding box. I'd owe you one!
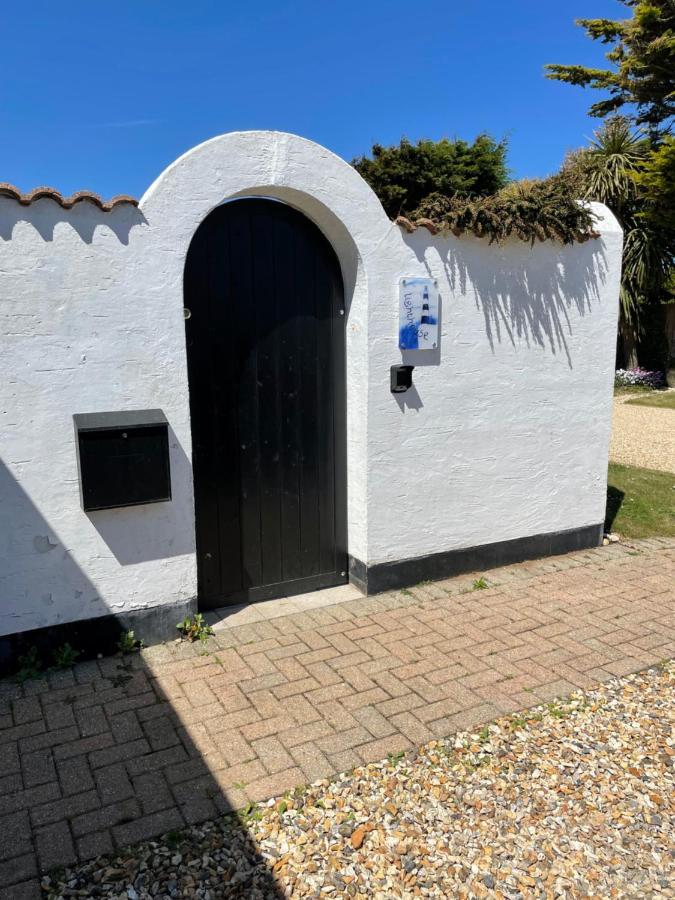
[184,198,347,609]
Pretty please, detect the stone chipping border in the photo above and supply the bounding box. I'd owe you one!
[610,394,675,474]
[44,661,674,899]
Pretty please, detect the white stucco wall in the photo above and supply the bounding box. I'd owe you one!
[366,207,622,565]
[0,199,197,635]
[0,131,621,636]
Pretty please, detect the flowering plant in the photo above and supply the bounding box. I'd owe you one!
[614,368,665,388]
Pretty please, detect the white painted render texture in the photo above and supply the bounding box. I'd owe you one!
[0,131,622,636]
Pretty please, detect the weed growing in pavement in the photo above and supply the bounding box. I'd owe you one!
[15,646,42,683]
[472,577,489,590]
[509,715,528,731]
[165,830,182,851]
[14,642,84,684]
[238,802,263,825]
[50,867,66,885]
[176,613,214,644]
[387,751,406,767]
[461,756,491,773]
[547,702,566,719]
[53,643,80,669]
[117,630,141,654]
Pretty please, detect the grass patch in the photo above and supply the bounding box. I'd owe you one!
[614,384,657,395]
[606,463,675,538]
[624,391,675,410]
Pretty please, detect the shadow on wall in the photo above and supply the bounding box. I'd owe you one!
[0,459,99,654]
[402,231,608,368]
[0,198,146,245]
[87,427,195,565]
[393,385,424,413]
[0,457,286,896]
[0,421,195,655]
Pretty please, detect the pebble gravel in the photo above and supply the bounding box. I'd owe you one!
[610,394,675,473]
[44,662,674,899]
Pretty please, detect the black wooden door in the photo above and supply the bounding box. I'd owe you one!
[184,199,347,609]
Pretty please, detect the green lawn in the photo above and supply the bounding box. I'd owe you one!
[625,391,675,410]
[614,384,656,395]
[606,463,675,538]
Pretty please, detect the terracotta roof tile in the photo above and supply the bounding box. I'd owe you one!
[394,215,438,235]
[0,183,137,211]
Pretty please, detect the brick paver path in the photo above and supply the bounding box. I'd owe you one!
[1,539,674,898]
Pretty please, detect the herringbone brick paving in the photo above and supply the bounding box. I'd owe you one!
[1,538,673,898]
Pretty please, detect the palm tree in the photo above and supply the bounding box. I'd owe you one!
[563,117,671,367]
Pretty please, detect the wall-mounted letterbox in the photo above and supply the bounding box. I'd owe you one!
[74,410,171,512]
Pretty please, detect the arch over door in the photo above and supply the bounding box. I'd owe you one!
[184,199,347,609]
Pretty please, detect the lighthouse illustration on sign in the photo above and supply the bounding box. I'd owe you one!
[398,277,439,350]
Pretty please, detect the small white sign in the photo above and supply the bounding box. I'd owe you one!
[398,277,439,350]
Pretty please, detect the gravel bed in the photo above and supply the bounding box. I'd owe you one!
[610,394,675,473]
[45,663,674,899]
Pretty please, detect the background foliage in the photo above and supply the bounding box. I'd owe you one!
[353,137,596,245]
[548,0,674,368]
[352,135,508,219]
[353,0,674,368]
[545,0,675,132]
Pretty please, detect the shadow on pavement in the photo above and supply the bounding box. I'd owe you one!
[0,645,288,899]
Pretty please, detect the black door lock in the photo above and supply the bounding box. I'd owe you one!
[390,365,414,393]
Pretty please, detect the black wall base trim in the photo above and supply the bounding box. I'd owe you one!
[0,596,197,679]
[349,524,603,595]
[348,556,368,595]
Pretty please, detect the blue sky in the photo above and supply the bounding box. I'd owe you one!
[1,0,624,199]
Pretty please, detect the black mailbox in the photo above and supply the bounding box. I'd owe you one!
[74,410,171,512]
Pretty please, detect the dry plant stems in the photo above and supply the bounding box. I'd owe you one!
[400,176,599,245]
